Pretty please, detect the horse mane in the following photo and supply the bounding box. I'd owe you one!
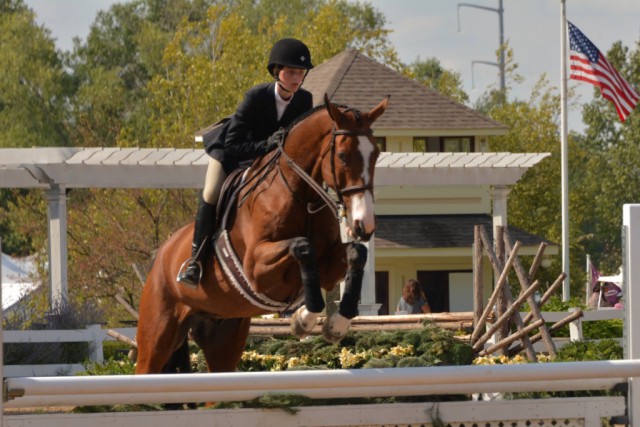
[285,102,352,133]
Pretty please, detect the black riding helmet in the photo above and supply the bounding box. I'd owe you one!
[267,38,314,77]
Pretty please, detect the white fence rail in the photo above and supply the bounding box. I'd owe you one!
[2,326,136,377]
[1,397,626,427]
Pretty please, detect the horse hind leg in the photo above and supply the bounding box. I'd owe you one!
[322,242,368,343]
[191,317,251,373]
[289,237,325,339]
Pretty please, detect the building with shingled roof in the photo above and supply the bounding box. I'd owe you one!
[304,48,554,315]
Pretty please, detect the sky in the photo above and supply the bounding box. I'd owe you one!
[23,0,640,132]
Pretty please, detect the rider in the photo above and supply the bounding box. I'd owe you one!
[177,38,315,287]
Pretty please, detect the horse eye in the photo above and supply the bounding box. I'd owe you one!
[337,152,347,164]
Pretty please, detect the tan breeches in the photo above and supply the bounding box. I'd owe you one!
[202,158,227,205]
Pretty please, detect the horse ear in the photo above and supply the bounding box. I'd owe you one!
[324,93,344,124]
[368,96,389,124]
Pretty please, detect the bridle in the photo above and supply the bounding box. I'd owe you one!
[327,128,374,206]
[276,119,374,220]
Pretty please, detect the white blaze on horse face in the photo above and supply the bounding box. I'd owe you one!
[349,136,376,235]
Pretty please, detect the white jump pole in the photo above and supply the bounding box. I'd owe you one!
[624,204,640,425]
[5,378,625,408]
[6,360,640,408]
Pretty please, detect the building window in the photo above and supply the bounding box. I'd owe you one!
[375,136,386,152]
[443,137,472,152]
[413,136,474,153]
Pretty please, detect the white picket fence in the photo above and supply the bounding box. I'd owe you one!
[2,326,136,377]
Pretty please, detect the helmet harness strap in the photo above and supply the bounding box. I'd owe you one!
[274,68,309,94]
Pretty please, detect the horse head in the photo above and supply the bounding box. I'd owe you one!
[321,94,388,242]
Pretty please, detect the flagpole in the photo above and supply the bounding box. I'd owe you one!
[560,0,570,300]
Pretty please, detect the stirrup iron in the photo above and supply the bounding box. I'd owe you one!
[176,257,203,288]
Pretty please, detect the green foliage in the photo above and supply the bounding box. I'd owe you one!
[80,357,136,376]
[524,296,623,339]
[407,56,469,104]
[235,322,474,372]
[125,0,400,150]
[0,0,72,148]
[555,339,623,362]
[583,319,623,340]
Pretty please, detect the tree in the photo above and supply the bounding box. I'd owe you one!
[67,0,216,148]
[0,0,72,148]
[118,0,400,149]
[0,0,73,255]
[407,56,469,104]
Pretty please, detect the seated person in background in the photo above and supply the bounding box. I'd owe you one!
[396,279,431,314]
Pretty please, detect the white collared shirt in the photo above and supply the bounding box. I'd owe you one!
[274,84,293,121]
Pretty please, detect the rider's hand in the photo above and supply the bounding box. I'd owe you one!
[266,128,285,151]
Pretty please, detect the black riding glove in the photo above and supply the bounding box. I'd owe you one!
[266,128,286,152]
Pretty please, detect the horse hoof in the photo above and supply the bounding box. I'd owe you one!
[321,313,351,344]
[290,306,318,339]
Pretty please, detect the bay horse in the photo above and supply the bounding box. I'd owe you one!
[135,94,388,375]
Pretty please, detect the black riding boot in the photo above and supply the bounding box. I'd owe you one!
[177,198,217,288]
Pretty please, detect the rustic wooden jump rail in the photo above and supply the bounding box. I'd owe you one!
[472,225,579,360]
[250,312,475,336]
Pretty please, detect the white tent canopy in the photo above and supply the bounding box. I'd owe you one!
[1,252,39,311]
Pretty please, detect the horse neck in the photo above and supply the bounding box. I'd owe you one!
[283,115,331,183]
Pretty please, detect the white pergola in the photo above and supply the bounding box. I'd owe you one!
[0,147,549,312]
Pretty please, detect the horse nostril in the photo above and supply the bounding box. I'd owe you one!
[353,220,365,237]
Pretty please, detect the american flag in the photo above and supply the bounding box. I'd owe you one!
[568,21,639,122]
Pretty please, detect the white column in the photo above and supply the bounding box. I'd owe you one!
[46,184,68,310]
[623,204,640,426]
[358,239,381,316]
[491,186,511,241]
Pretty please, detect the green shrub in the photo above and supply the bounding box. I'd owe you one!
[80,358,136,376]
[238,321,473,371]
[555,339,623,362]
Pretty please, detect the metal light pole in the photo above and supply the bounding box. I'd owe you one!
[458,0,505,95]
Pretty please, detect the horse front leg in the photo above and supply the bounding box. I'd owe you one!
[288,237,325,339]
[322,242,367,343]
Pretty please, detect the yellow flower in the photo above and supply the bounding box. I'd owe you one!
[389,344,414,357]
[536,354,553,363]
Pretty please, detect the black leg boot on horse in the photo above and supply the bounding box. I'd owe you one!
[177,197,217,288]
[322,243,368,343]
